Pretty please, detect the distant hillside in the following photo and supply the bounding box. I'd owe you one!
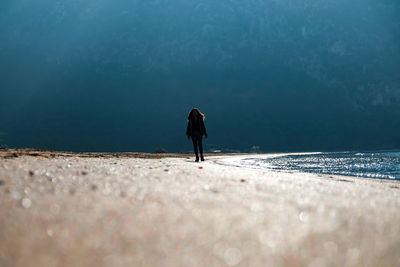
[0,0,399,152]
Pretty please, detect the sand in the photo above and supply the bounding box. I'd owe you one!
[0,149,399,267]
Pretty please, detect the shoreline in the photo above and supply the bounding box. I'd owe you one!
[0,148,258,159]
[214,153,400,183]
[0,150,399,266]
[3,149,397,182]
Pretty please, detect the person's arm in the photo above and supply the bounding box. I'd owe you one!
[201,120,208,138]
[186,121,191,138]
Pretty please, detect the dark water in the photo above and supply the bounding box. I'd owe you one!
[241,151,400,180]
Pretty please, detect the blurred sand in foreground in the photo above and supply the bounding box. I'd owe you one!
[0,149,399,267]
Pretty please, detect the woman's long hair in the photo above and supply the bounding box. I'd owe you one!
[187,108,205,121]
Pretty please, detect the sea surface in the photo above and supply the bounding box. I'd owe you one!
[241,151,400,180]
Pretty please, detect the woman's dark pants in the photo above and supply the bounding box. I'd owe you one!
[191,133,203,158]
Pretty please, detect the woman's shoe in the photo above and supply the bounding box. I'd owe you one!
[200,155,204,161]
[195,156,199,162]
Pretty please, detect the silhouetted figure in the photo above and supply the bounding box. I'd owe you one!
[186,108,208,162]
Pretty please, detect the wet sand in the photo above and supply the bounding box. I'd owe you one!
[0,149,399,266]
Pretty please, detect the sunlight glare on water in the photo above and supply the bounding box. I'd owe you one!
[241,151,400,180]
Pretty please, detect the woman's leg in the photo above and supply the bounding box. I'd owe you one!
[198,136,204,160]
[191,136,199,159]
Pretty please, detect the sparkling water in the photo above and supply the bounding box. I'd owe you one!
[241,151,400,180]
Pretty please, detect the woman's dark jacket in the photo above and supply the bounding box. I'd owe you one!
[186,117,207,137]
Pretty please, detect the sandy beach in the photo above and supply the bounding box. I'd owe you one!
[0,149,399,267]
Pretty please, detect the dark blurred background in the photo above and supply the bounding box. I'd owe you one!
[0,0,399,152]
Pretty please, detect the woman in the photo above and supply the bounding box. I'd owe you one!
[186,108,208,162]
